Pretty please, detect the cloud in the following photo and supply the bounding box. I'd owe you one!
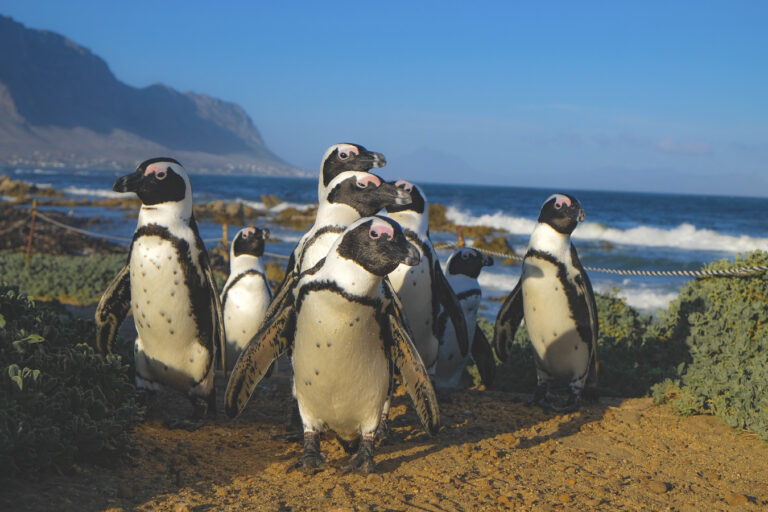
[655,138,711,155]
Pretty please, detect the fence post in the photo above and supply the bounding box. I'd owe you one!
[222,223,229,265]
[25,199,38,267]
[456,225,465,249]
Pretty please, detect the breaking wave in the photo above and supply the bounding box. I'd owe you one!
[445,206,768,253]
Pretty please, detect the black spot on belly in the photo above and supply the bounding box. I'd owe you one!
[168,255,172,260]
[170,291,175,297]
[412,281,417,287]
[316,342,321,348]
[305,380,311,386]
[170,329,175,335]
[355,317,360,322]
[574,345,578,350]
[349,321,354,327]
[314,369,319,375]
[326,342,332,347]
[242,329,246,334]
[173,270,178,275]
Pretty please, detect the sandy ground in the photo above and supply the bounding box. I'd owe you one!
[3,366,767,512]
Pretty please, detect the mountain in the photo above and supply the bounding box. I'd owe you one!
[0,15,307,176]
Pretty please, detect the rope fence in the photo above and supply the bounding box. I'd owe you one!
[26,208,767,277]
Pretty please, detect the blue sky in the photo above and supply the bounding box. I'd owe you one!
[1,1,766,196]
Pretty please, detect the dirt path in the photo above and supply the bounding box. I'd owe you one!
[3,371,767,512]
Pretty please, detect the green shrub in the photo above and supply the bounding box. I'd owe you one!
[652,250,768,440]
[490,289,686,397]
[0,252,127,305]
[0,286,142,476]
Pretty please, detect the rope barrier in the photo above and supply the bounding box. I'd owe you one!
[33,212,291,260]
[435,242,768,279]
[29,212,766,277]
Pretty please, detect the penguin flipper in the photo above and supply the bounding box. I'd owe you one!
[471,324,496,387]
[493,278,524,362]
[571,245,599,389]
[224,293,296,418]
[94,264,131,355]
[432,254,470,357]
[381,278,440,435]
[204,263,227,373]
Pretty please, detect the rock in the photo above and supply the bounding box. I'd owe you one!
[558,494,573,504]
[725,492,749,506]
[173,504,192,512]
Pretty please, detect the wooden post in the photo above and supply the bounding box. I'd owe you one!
[456,225,465,249]
[25,199,37,267]
[222,223,229,265]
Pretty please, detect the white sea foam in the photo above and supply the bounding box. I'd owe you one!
[62,186,125,198]
[242,200,312,212]
[446,206,768,253]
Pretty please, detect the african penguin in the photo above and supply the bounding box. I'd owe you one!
[434,248,495,389]
[220,227,272,368]
[385,181,468,377]
[95,157,225,424]
[493,193,598,412]
[290,143,404,275]
[225,216,440,474]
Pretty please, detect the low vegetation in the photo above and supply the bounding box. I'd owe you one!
[0,286,142,476]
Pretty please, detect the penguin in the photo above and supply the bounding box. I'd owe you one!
[225,216,439,474]
[434,248,496,389]
[266,143,407,342]
[493,193,598,412]
[385,181,469,376]
[95,157,226,423]
[220,227,272,367]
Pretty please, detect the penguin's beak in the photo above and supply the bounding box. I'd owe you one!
[403,243,420,266]
[113,170,142,193]
[483,255,494,267]
[380,181,412,206]
[577,208,586,222]
[358,150,387,169]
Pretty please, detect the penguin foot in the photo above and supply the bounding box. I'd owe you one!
[375,414,390,444]
[284,402,303,440]
[336,436,360,455]
[190,393,214,420]
[553,393,582,413]
[291,432,325,474]
[342,437,375,475]
[581,386,600,403]
[525,385,550,408]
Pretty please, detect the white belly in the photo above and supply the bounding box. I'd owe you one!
[222,274,270,365]
[130,235,212,392]
[389,257,438,369]
[522,258,589,380]
[292,290,389,439]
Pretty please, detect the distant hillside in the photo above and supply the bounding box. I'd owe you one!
[0,15,307,176]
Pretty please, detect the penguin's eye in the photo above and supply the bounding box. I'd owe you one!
[339,151,350,160]
[554,201,564,210]
[155,169,168,180]
[356,180,368,189]
[241,232,249,239]
[369,226,393,240]
[461,252,470,260]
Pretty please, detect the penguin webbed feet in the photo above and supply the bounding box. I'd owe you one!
[290,431,325,475]
[342,435,375,475]
[526,383,553,409]
[374,412,390,445]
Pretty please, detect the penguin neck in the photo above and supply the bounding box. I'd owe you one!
[229,254,264,276]
[314,252,382,299]
[388,210,428,238]
[313,200,366,228]
[137,200,192,230]
[528,223,571,260]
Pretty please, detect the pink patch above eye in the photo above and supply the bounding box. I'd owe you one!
[357,175,381,188]
[395,179,414,191]
[144,166,161,176]
[243,227,256,236]
[337,144,360,157]
[554,195,571,208]
[370,224,394,240]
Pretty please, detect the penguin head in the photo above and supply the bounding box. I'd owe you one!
[447,248,494,279]
[320,143,387,187]
[113,157,190,208]
[231,227,269,259]
[324,172,410,217]
[385,180,426,215]
[336,216,420,276]
[538,193,585,235]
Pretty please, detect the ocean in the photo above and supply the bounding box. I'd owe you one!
[7,167,768,318]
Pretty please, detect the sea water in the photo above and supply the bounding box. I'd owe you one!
[7,167,768,318]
